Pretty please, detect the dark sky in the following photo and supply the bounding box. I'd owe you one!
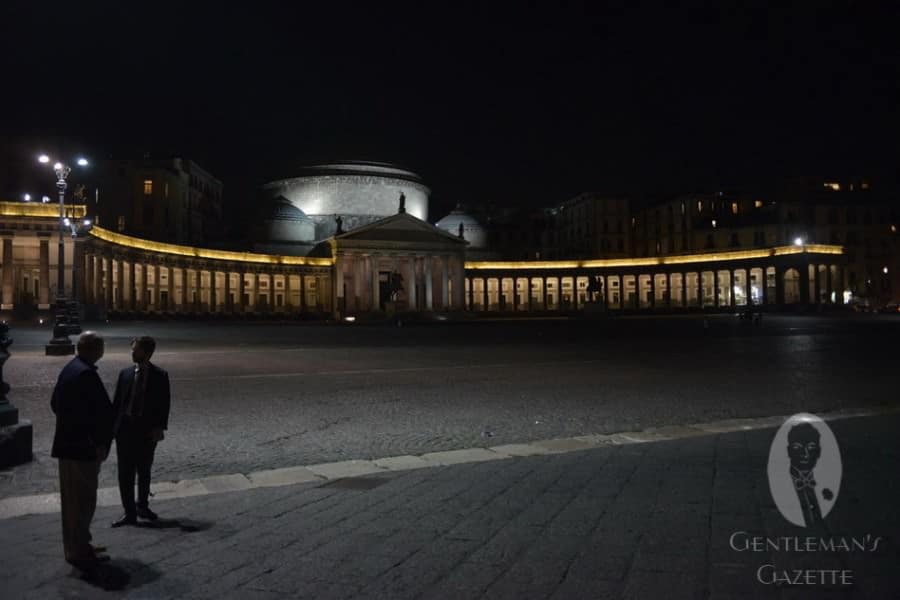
[2,1,898,219]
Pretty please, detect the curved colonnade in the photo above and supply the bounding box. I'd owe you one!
[78,225,845,317]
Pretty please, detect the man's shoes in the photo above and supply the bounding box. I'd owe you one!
[111,514,137,528]
[90,544,107,554]
[136,506,158,521]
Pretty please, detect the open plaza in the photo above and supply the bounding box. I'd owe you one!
[1,314,899,598]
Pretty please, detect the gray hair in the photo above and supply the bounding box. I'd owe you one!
[76,331,105,356]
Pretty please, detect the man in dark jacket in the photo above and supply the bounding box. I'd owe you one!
[111,336,170,526]
[51,331,114,571]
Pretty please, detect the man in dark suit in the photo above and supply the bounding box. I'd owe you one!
[51,331,114,572]
[111,336,170,527]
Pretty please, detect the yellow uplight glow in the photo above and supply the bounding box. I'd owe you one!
[0,201,87,218]
[466,245,843,271]
[89,226,333,266]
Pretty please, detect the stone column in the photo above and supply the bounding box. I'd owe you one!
[128,260,136,310]
[39,238,50,307]
[103,256,113,308]
[666,273,672,309]
[775,266,785,306]
[826,265,833,304]
[449,257,463,310]
[407,256,417,310]
[238,270,246,314]
[527,277,533,311]
[835,266,844,305]
[1,237,13,308]
[194,268,202,311]
[371,256,380,311]
[149,263,158,309]
[252,272,259,311]
[814,265,821,305]
[441,256,450,309]
[605,275,612,308]
[762,267,769,306]
[730,269,737,307]
[300,273,308,313]
[680,272,687,308]
[115,259,124,310]
[224,268,232,312]
[713,269,720,307]
[334,255,343,318]
[799,262,810,307]
[164,264,173,311]
[138,261,148,311]
[542,277,548,310]
[84,253,94,305]
[649,274,656,309]
[424,256,433,310]
[482,277,489,311]
[745,268,752,306]
[180,267,188,312]
[282,272,291,312]
[92,253,102,307]
[513,277,520,311]
[209,269,217,312]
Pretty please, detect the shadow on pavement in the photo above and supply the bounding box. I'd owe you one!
[136,518,213,533]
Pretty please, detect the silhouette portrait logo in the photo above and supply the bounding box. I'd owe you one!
[767,413,842,527]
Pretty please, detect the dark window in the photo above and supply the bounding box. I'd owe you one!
[706,234,715,249]
[730,233,739,247]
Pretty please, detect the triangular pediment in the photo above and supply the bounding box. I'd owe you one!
[335,212,468,245]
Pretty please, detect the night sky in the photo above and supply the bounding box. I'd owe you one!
[2,2,898,223]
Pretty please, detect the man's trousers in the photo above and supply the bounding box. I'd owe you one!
[58,457,101,567]
[115,419,157,516]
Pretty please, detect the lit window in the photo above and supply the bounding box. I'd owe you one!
[712,219,717,228]
[754,200,763,208]
[891,225,897,233]
[824,182,840,191]
[143,179,153,195]
[680,202,685,215]
[697,201,703,213]
[117,216,125,232]
[731,202,739,215]
[165,182,169,198]
[861,181,870,190]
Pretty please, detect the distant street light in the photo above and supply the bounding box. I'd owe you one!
[794,237,804,246]
[22,194,31,201]
[38,154,89,355]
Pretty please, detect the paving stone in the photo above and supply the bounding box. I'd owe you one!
[247,465,322,487]
[2,411,898,599]
[306,460,386,479]
[488,443,555,457]
[372,455,431,471]
[420,448,507,466]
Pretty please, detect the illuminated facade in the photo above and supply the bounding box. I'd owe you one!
[0,201,851,321]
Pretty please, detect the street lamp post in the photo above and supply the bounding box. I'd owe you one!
[39,155,88,356]
[63,216,92,335]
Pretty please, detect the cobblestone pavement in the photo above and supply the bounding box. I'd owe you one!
[2,413,897,599]
[2,314,899,499]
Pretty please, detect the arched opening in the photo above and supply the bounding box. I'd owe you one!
[784,268,801,304]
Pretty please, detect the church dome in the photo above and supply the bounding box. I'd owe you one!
[435,207,487,248]
[261,161,430,240]
[260,196,315,242]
